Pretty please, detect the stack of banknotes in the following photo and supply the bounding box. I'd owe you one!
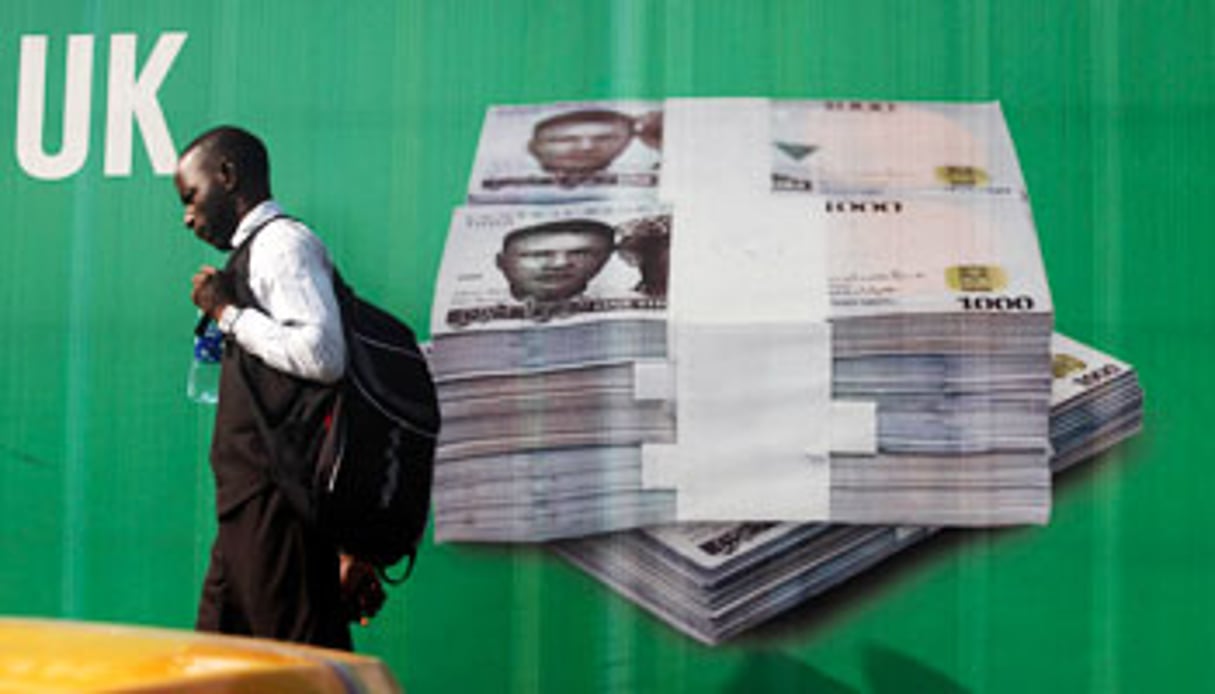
[553,334,1144,644]
[431,99,1056,541]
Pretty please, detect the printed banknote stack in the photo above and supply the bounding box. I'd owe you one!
[554,334,1144,644]
[430,98,1056,542]
[430,195,679,540]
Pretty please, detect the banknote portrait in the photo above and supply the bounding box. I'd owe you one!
[468,101,663,204]
[433,202,672,334]
[496,218,616,303]
[527,110,635,177]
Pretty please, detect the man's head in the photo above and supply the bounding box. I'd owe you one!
[174,126,271,250]
[496,219,616,302]
[527,110,635,175]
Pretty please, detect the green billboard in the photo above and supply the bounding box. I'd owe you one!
[0,1,1206,691]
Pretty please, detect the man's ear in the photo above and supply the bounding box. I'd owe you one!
[217,158,239,193]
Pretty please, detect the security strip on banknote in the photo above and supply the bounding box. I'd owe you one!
[642,99,846,521]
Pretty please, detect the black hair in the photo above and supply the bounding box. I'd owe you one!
[502,219,616,251]
[182,125,270,191]
[532,109,635,137]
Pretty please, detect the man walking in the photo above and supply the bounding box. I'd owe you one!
[176,126,377,648]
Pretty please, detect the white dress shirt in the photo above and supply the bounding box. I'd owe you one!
[218,200,346,384]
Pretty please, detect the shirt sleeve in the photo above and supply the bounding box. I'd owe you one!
[228,219,347,384]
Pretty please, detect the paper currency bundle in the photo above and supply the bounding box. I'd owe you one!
[431,98,1056,542]
[554,335,1144,644]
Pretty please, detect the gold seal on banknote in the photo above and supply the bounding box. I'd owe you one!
[935,165,989,187]
[1052,353,1088,379]
[946,265,1007,292]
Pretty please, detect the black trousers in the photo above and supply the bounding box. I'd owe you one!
[196,485,351,650]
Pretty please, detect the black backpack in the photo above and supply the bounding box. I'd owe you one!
[315,274,440,583]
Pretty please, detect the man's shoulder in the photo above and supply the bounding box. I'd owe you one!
[253,214,328,254]
[264,211,316,236]
[245,216,334,282]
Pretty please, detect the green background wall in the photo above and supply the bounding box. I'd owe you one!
[0,1,1209,691]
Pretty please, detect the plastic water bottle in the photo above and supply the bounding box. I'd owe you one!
[188,320,224,405]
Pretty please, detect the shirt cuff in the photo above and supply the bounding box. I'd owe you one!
[217,305,243,334]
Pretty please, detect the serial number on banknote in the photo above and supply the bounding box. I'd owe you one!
[698,523,779,557]
[957,295,1036,312]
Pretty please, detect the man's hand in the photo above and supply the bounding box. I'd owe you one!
[340,554,387,625]
[191,265,236,321]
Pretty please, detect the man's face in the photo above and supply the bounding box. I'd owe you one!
[497,230,613,302]
[174,148,238,251]
[528,120,633,174]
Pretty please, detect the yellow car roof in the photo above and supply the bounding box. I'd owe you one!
[0,618,401,693]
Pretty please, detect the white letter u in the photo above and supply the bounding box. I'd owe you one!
[15,35,94,181]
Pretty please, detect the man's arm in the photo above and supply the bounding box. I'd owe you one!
[223,220,346,383]
[192,266,235,323]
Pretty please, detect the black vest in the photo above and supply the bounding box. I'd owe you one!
[210,222,336,518]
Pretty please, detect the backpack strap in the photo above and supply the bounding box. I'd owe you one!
[235,213,292,250]
[380,552,417,585]
[193,213,292,338]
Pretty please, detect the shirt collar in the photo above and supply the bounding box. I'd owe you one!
[228,199,283,250]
